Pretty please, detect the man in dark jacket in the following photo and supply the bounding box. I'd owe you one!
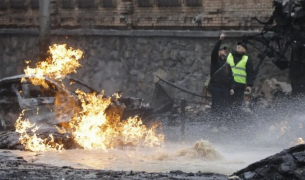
[209,32,235,117]
[225,40,255,109]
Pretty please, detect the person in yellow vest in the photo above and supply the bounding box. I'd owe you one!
[226,41,255,109]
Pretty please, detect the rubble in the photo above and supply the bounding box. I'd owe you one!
[0,74,154,131]
[183,104,211,117]
[0,74,157,151]
[231,144,305,180]
[245,78,293,111]
[253,78,292,99]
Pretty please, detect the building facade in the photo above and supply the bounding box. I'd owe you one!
[1,0,273,30]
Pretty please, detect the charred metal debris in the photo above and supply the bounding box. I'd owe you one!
[241,0,305,95]
[0,74,152,131]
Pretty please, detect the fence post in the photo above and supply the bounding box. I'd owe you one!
[180,99,186,140]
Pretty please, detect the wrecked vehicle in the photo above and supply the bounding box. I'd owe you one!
[0,74,153,131]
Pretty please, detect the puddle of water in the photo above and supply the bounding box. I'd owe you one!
[1,141,281,175]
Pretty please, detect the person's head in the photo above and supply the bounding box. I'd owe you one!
[236,41,247,54]
[218,46,227,58]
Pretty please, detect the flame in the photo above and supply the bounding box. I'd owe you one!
[22,44,83,88]
[15,110,63,151]
[121,117,164,147]
[296,138,305,145]
[68,90,164,150]
[15,44,164,152]
[68,90,112,150]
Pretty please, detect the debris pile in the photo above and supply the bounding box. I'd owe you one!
[183,104,211,116]
[231,144,305,179]
[252,78,292,109]
[0,44,163,151]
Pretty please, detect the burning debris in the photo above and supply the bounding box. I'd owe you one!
[15,110,64,151]
[0,44,164,152]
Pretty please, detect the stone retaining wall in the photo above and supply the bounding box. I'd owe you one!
[0,29,289,102]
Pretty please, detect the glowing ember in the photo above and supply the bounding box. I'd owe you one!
[15,44,164,152]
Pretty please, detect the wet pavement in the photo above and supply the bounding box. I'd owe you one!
[0,151,228,180]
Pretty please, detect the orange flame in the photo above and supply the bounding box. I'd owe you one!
[15,110,63,151]
[15,44,164,152]
[68,90,164,150]
[22,44,83,88]
[296,138,305,145]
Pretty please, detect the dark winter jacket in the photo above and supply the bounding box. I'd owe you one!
[210,40,235,89]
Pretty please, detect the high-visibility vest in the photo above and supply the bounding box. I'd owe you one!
[226,53,248,84]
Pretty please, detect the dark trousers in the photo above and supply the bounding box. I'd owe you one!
[232,87,245,109]
[210,86,231,118]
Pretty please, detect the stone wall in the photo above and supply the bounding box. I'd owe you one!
[0,35,39,78]
[0,30,289,102]
[0,0,273,30]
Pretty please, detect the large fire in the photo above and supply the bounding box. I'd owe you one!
[15,44,164,152]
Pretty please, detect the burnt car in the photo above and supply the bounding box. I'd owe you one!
[0,74,153,130]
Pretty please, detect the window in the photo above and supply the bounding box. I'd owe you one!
[31,0,39,9]
[184,0,201,6]
[62,0,75,9]
[100,0,117,8]
[10,0,26,9]
[157,0,181,7]
[77,0,96,9]
[136,0,153,7]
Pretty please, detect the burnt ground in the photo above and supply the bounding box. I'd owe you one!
[0,151,228,180]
